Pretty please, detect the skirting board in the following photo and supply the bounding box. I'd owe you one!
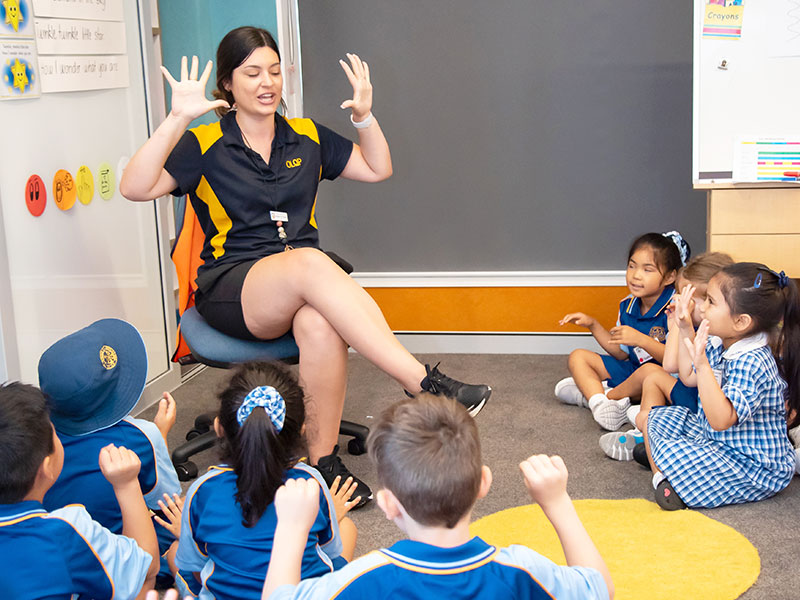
[386,332,604,355]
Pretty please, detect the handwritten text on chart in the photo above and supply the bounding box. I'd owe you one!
[38,54,128,92]
[34,18,126,54]
[30,0,123,21]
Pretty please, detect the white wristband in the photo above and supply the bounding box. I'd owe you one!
[350,112,374,129]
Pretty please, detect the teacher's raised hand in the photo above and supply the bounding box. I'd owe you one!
[161,55,229,122]
[339,53,372,122]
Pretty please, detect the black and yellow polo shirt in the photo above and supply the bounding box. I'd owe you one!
[165,110,353,292]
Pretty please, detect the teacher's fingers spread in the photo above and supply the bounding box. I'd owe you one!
[199,59,214,86]
[160,65,178,87]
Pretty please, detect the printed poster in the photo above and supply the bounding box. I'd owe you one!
[1,38,40,98]
[703,0,745,40]
[0,0,35,37]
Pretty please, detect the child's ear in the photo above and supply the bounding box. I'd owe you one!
[664,270,678,286]
[477,465,493,500]
[376,489,401,521]
[733,312,753,334]
[213,417,224,438]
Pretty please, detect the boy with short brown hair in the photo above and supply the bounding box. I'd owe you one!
[263,393,613,600]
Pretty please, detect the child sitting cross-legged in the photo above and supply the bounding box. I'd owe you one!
[262,393,614,600]
[0,382,158,600]
[556,231,688,431]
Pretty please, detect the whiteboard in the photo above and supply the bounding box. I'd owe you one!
[0,0,173,386]
[693,0,800,183]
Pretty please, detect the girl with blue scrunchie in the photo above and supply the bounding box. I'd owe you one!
[173,362,359,599]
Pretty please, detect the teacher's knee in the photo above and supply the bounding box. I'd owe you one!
[291,247,336,275]
[293,305,345,350]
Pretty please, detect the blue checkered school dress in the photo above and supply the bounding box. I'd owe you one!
[647,333,795,508]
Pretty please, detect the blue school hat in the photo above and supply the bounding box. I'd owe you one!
[38,319,148,436]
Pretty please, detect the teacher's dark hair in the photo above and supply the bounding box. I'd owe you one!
[213,26,285,117]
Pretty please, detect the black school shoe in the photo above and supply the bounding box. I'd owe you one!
[313,445,373,509]
[655,479,686,511]
[633,442,650,468]
[419,363,492,417]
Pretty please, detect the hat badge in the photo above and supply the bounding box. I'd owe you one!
[99,345,118,370]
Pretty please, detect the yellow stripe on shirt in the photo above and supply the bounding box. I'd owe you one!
[191,121,224,155]
[196,176,232,259]
[286,117,320,144]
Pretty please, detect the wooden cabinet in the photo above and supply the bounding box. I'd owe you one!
[707,188,800,277]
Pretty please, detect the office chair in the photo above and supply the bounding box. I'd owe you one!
[169,197,368,481]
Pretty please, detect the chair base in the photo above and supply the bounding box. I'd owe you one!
[171,413,369,482]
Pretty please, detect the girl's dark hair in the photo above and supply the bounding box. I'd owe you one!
[717,263,800,427]
[0,382,55,503]
[217,361,305,527]
[213,26,285,117]
[628,232,687,278]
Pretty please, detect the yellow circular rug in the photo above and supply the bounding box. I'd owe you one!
[470,498,759,600]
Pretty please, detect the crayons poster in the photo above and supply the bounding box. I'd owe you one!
[703,0,744,40]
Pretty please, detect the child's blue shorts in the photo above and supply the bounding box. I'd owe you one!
[601,355,638,388]
[669,380,699,412]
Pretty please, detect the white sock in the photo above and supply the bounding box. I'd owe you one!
[588,393,608,411]
[652,471,666,490]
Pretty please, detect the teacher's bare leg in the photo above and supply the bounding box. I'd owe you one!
[291,303,348,463]
[241,248,427,391]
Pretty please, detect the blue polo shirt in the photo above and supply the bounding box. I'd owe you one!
[177,462,343,600]
[270,536,608,600]
[165,111,353,293]
[0,501,152,600]
[616,285,674,366]
[43,417,180,535]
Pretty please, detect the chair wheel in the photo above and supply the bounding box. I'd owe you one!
[186,429,203,441]
[347,438,367,456]
[175,461,198,482]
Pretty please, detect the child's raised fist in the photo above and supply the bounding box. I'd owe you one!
[519,454,569,510]
[274,478,321,532]
[98,443,141,488]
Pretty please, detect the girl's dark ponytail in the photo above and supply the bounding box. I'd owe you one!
[217,362,305,527]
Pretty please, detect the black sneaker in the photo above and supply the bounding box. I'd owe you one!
[420,363,492,417]
[633,442,650,468]
[313,445,372,509]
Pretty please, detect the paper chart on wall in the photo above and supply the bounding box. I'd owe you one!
[732,136,800,182]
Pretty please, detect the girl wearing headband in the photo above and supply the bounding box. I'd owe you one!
[174,362,359,599]
[644,263,798,509]
[556,231,687,431]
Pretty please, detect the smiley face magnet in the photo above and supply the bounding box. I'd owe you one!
[25,174,46,217]
[76,165,94,205]
[53,169,77,211]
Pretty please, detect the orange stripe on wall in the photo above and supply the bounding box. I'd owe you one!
[364,286,628,333]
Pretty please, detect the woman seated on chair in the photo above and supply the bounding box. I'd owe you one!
[120,26,491,503]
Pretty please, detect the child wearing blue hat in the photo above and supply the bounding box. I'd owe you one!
[38,318,189,592]
[0,381,158,599]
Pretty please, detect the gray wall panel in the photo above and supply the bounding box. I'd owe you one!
[299,1,705,271]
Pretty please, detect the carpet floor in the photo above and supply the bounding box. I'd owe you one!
[141,353,800,599]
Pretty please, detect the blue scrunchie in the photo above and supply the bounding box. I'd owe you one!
[662,230,690,267]
[236,386,286,431]
[776,270,790,289]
